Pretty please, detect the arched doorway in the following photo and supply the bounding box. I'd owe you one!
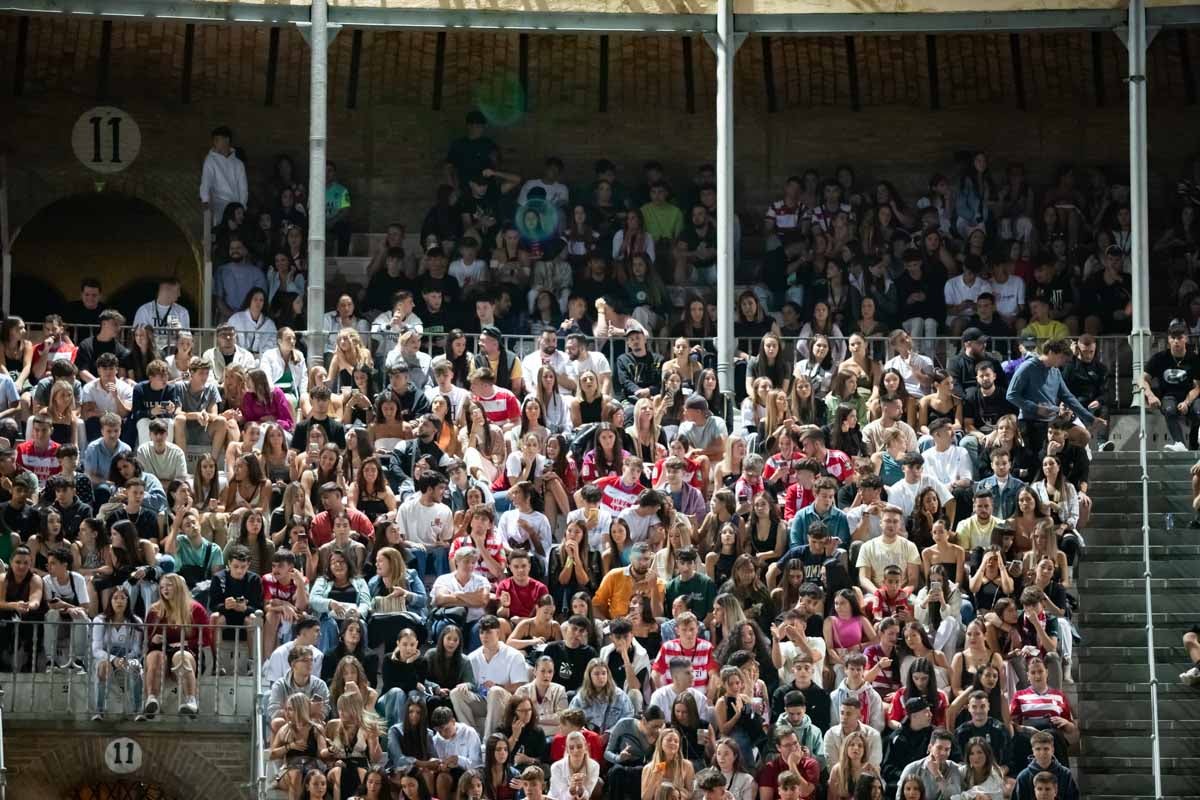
[10,193,199,321]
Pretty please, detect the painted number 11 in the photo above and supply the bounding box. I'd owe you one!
[90,115,122,164]
[111,740,136,765]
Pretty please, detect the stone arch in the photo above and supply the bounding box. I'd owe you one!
[8,177,204,320]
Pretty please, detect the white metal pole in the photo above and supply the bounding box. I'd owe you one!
[0,153,11,318]
[1126,2,1163,799]
[202,207,213,327]
[714,0,736,401]
[306,0,329,365]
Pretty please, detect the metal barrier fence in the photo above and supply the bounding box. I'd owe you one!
[0,615,262,722]
[46,320,1147,408]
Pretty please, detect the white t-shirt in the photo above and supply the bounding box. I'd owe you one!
[990,275,1026,318]
[885,475,953,517]
[81,377,134,414]
[518,179,570,210]
[883,352,935,399]
[921,445,974,486]
[521,350,571,392]
[449,258,489,288]
[466,643,530,686]
[619,506,659,543]
[431,571,493,623]
[496,509,553,570]
[425,384,471,423]
[565,351,612,385]
[43,570,90,607]
[855,536,921,578]
[397,497,453,548]
[566,506,613,552]
[776,637,828,688]
[943,276,993,317]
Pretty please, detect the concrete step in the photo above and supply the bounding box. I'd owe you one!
[1086,478,1192,496]
[1078,660,1190,683]
[1077,755,1200,771]
[1084,494,1193,512]
[1080,718,1200,735]
[1076,683,1200,722]
[1083,557,1200,579]
[1086,544,1200,560]
[1075,610,1196,628]
[1077,624,1191,646]
[1092,452,1199,465]
[1082,527,1193,546]
[1077,772,1200,796]
[1074,578,1194,612]
[1076,645,1180,661]
[1084,512,1179,530]
[1082,735,1200,758]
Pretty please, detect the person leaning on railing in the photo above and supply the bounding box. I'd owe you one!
[91,584,144,721]
[0,545,44,673]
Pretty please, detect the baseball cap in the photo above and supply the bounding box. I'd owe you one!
[480,325,503,341]
[960,327,987,344]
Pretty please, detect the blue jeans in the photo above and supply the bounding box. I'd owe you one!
[410,546,450,583]
[93,643,144,715]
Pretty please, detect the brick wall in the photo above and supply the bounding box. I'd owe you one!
[4,720,255,800]
[2,15,1199,302]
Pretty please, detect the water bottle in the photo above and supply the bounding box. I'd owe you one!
[1165,513,1175,531]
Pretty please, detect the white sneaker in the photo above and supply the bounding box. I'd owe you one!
[142,695,159,717]
[1062,662,1075,684]
[1164,442,1190,452]
[1098,441,1115,452]
[181,696,199,716]
[1181,666,1200,686]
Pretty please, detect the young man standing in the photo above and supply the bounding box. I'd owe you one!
[199,124,248,223]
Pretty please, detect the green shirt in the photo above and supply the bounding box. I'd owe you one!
[326,182,351,220]
[664,572,717,620]
[640,202,684,241]
[175,536,224,573]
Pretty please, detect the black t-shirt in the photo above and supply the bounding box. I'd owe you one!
[63,301,106,329]
[680,224,717,268]
[366,272,413,313]
[207,569,264,626]
[446,136,497,182]
[76,336,132,377]
[105,506,160,544]
[291,415,347,450]
[963,386,1016,432]
[1,502,38,542]
[543,641,597,692]
[604,647,650,693]
[1144,350,1200,397]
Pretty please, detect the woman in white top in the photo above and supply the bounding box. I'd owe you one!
[952,737,1006,800]
[708,737,757,800]
[533,366,572,435]
[165,331,201,382]
[260,327,308,402]
[91,585,144,720]
[228,287,278,355]
[549,731,600,800]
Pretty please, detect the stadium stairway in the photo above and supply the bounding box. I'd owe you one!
[1074,449,1200,800]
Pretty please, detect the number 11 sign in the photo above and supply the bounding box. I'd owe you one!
[72,106,142,174]
[104,737,143,774]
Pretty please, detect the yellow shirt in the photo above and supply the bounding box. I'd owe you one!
[593,566,665,619]
[1021,320,1069,343]
[955,516,997,552]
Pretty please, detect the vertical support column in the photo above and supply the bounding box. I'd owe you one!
[706,0,744,403]
[0,153,10,318]
[202,208,213,327]
[304,0,331,365]
[1120,3,1163,799]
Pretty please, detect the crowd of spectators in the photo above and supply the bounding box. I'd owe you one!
[3,112,1197,800]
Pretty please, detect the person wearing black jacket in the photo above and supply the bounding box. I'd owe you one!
[948,329,1006,394]
[384,364,432,423]
[1061,334,1112,451]
[614,324,662,405]
[44,474,92,539]
[1013,731,1079,800]
[388,415,448,489]
[954,690,1012,775]
[881,697,954,795]
[208,545,265,670]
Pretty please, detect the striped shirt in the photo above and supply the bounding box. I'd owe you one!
[16,439,60,483]
[650,637,718,691]
[473,388,520,424]
[1009,687,1073,724]
[593,476,643,514]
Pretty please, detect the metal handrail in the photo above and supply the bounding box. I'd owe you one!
[0,616,260,722]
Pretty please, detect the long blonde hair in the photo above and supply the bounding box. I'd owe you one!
[835,730,869,795]
[337,328,373,368]
[577,658,616,704]
[335,688,385,737]
[151,573,194,628]
[648,727,687,786]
